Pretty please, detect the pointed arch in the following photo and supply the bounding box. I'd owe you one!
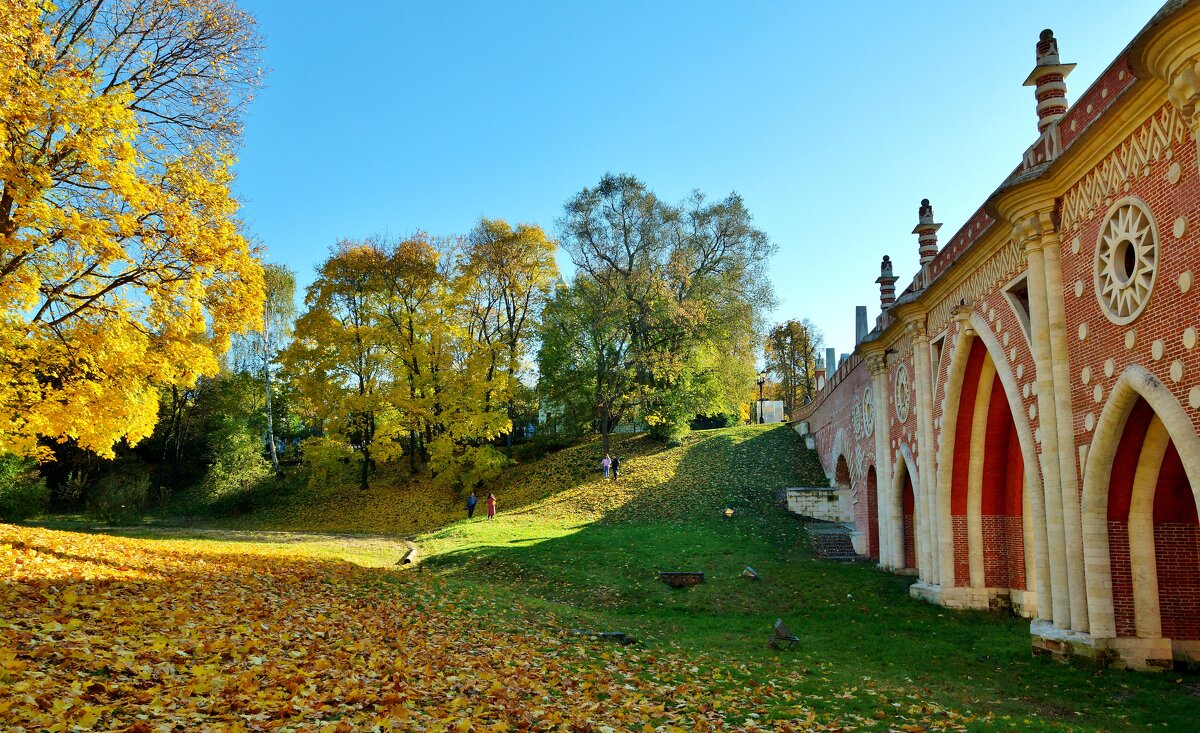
[894,444,920,572]
[1082,365,1200,649]
[935,310,1043,606]
[866,464,880,561]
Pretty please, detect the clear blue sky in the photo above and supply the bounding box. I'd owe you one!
[235,0,1161,358]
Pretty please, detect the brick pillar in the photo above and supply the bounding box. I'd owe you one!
[913,199,942,270]
[867,354,895,569]
[1022,29,1076,135]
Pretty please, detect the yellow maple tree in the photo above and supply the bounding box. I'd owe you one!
[0,0,265,458]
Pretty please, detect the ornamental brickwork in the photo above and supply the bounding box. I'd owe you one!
[791,0,1200,670]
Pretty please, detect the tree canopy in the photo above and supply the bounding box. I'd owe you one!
[0,0,266,458]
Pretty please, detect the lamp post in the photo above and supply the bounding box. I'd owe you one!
[756,371,767,424]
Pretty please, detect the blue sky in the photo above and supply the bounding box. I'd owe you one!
[235,0,1160,358]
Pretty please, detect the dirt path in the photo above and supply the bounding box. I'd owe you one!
[67,525,419,568]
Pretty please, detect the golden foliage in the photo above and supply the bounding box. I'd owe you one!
[0,523,866,731]
[0,0,265,458]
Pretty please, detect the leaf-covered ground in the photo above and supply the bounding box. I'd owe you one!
[9,426,1200,730]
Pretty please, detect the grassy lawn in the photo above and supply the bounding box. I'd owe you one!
[411,425,1200,731]
[11,425,1200,730]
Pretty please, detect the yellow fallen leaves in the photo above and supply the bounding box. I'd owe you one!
[2,524,859,732]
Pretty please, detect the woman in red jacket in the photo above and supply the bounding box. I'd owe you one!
[486,493,497,520]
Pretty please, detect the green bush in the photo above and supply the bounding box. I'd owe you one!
[203,428,271,501]
[0,454,49,521]
[89,463,151,525]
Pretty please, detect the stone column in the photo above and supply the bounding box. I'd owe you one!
[909,320,940,586]
[868,354,893,568]
[1018,215,1069,628]
[1037,210,1088,632]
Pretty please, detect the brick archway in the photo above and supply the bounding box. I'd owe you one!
[866,465,880,561]
[1083,365,1200,668]
[947,339,1027,592]
[834,454,851,488]
[899,458,917,571]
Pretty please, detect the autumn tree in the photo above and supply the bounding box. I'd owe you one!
[546,173,774,447]
[232,264,296,472]
[764,319,823,416]
[462,219,558,456]
[284,243,387,492]
[0,0,265,459]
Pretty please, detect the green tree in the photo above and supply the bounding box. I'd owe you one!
[547,173,775,447]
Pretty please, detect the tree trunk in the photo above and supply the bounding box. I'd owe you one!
[359,445,371,492]
[264,345,280,473]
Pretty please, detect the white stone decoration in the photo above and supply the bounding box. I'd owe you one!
[1152,339,1165,360]
[1104,359,1115,378]
[894,365,911,423]
[1081,366,1092,384]
[1094,197,1160,325]
[1175,216,1189,239]
[1180,270,1194,293]
[1074,280,1085,297]
[1184,327,1197,350]
[1016,363,1025,379]
[1072,236,1082,254]
[1003,332,1011,347]
[1191,386,1200,410]
[862,387,874,438]
[1029,404,1038,420]
[1125,329,1137,349]
[1023,383,1031,398]
[1010,347,1017,362]
[1094,384,1104,403]
[1085,412,1095,431]
[1078,322,1088,340]
[1171,360,1184,383]
[1168,161,1182,184]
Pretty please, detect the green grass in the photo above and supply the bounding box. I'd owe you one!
[410,425,1200,731]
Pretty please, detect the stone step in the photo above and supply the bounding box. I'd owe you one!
[804,524,863,561]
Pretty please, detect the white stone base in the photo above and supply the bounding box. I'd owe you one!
[909,581,942,603]
[1030,620,1176,670]
[933,586,1036,617]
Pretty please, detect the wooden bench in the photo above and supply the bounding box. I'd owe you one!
[767,618,799,650]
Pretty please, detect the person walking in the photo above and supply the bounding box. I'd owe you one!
[486,493,497,520]
[611,455,620,480]
[600,453,612,479]
[466,491,478,518]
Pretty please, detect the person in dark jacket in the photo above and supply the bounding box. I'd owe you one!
[611,456,620,480]
[466,491,478,518]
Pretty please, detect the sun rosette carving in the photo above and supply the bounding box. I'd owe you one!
[851,401,864,439]
[1094,197,1160,326]
[862,387,874,438]
[894,365,911,422]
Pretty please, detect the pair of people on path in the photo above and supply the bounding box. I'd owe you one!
[465,491,496,519]
[600,453,620,480]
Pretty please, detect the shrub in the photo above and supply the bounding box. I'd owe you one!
[203,428,271,501]
[89,463,151,525]
[0,454,49,521]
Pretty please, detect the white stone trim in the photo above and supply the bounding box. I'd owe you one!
[1082,365,1200,640]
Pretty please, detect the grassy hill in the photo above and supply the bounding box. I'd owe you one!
[9,424,1200,730]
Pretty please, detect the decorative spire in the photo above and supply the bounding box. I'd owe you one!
[876,255,898,309]
[1023,29,1076,135]
[912,198,942,267]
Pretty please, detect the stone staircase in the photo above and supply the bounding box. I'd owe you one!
[803,522,863,562]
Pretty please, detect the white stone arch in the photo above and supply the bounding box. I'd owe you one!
[1082,364,1200,641]
[935,310,1044,599]
[828,428,851,488]
[892,443,921,571]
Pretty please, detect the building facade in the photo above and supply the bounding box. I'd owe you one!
[792,0,1200,669]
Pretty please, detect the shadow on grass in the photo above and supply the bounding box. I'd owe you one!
[421,426,1200,731]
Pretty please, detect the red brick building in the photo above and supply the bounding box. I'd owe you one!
[792,0,1200,669]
